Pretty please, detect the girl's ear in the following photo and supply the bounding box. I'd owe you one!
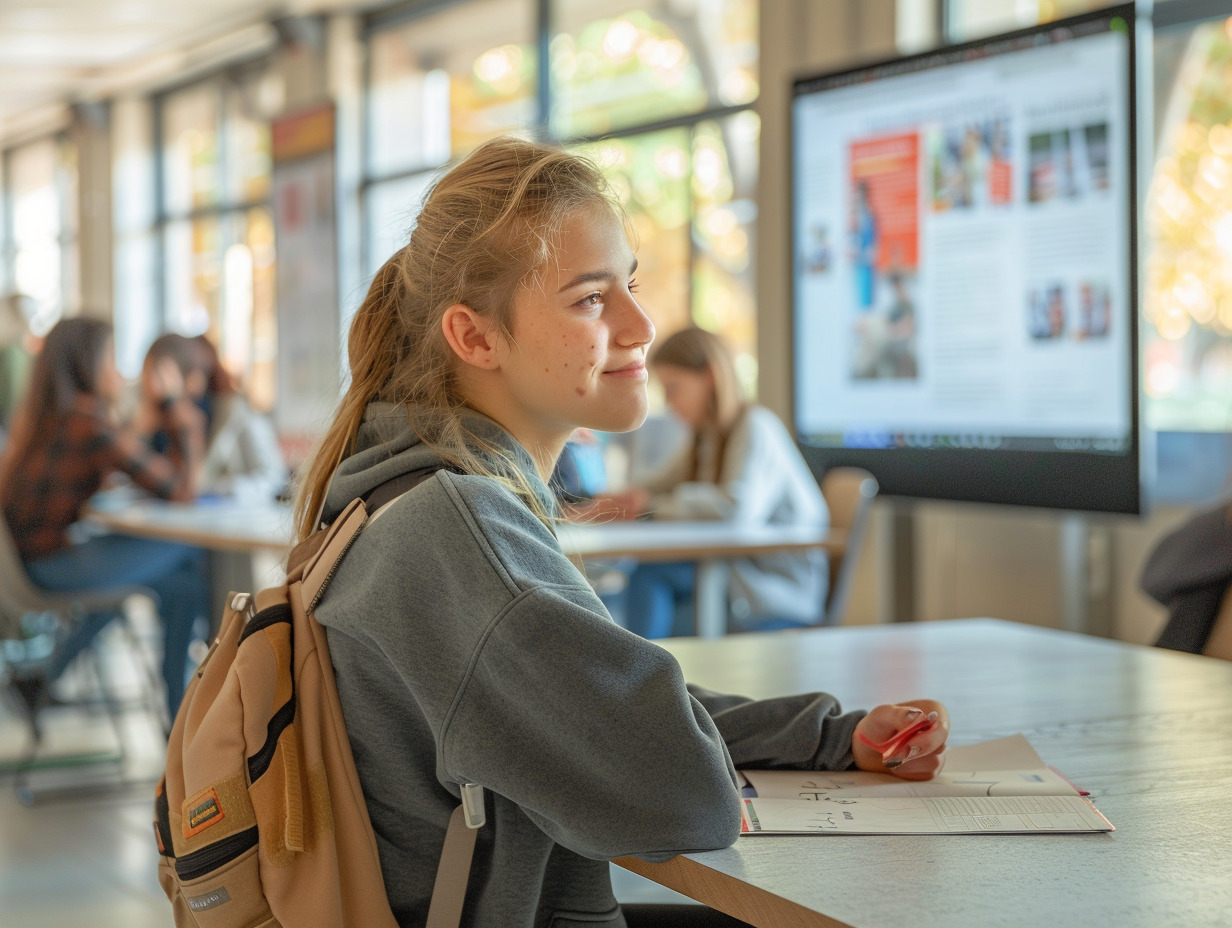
[442,304,502,370]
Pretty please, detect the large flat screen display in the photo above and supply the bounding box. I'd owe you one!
[791,5,1143,513]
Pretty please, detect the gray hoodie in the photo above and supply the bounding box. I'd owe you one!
[315,403,866,927]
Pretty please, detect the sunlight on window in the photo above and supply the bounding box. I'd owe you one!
[1145,19,1232,431]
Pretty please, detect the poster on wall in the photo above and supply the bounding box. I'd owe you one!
[271,102,339,468]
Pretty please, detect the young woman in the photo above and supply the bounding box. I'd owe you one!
[585,327,829,637]
[137,333,287,500]
[0,317,210,719]
[295,137,950,928]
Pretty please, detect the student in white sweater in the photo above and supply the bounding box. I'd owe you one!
[585,327,828,636]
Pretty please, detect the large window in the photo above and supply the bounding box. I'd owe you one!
[1146,15,1232,433]
[1,136,78,335]
[154,62,280,410]
[363,0,758,384]
[945,0,1104,42]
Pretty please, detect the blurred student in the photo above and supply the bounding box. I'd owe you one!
[582,327,829,637]
[0,317,210,718]
[138,333,287,500]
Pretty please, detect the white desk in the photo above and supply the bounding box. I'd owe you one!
[558,520,842,637]
[89,499,842,637]
[88,499,294,555]
[614,619,1232,928]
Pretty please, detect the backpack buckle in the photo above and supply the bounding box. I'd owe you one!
[460,783,485,829]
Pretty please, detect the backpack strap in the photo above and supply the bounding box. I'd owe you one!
[294,463,485,928]
[362,464,448,513]
[295,466,445,610]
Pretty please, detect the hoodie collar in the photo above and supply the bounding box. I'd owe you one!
[319,402,557,525]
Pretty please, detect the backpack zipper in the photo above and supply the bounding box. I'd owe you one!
[174,825,259,881]
[307,515,370,613]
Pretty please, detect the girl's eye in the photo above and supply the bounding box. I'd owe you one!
[628,278,639,293]
[577,292,603,308]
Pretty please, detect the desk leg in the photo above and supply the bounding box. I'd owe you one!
[695,560,729,638]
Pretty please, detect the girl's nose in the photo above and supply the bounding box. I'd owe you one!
[616,292,655,349]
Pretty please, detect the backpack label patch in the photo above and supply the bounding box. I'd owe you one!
[185,789,225,837]
[187,888,232,911]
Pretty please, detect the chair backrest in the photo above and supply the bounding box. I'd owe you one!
[0,510,57,624]
[819,467,879,625]
[0,511,155,640]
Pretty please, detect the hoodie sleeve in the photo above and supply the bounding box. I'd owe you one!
[688,684,864,771]
[441,585,743,863]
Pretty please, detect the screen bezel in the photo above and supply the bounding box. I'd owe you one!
[787,3,1143,515]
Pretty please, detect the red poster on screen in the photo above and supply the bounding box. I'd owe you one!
[849,133,920,274]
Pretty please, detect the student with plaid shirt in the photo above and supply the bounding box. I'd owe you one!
[0,317,209,719]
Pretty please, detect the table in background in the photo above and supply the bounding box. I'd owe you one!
[557,520,843,636]
[90,499,843,637]
[88,498,294,554]
[88,498,294,617]
[614,619,1232,928]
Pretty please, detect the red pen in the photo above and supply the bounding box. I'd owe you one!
[856,713,935,767]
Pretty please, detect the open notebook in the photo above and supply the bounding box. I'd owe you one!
[738,734,1113,835]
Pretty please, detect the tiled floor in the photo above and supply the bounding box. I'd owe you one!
[0,620,173,928]
[0,616,686,927]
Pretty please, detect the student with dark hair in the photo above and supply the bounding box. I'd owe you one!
[293,137,949,928]
[139,333,286,500]
[0,317,209,718]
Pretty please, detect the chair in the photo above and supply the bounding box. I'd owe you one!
[0,512,164,804]
[818,467,879,626]
[738,466,879,633]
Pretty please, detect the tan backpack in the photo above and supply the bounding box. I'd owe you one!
[154,470,484,927]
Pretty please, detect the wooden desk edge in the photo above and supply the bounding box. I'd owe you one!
[613,855,853,928]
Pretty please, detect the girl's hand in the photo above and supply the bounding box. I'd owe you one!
[852,700,950,781]
[149,356,185,403]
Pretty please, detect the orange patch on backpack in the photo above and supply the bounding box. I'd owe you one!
[184,788,226,838]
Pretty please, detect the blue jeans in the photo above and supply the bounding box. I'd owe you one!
[622,561,697,639]
[25,534,209,719]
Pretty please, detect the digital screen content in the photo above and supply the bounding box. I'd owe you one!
[790,5,1143,513]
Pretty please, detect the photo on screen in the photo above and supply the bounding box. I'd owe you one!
[1027,282,1068,340]
[929,117,1013,211]
[1075,280,1111,339]
[1028,121,1111,203]
[847,134,920,380]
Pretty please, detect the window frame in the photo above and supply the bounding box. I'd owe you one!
[150,54,275,332]
[359,0,760,347]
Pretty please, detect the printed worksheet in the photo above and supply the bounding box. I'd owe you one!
[738,735,1114,834]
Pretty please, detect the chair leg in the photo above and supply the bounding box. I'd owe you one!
[117,614,171,737]
[7,623,163,806]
